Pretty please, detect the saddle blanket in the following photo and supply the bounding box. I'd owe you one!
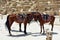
[42,14,50,21]
[18,14,27,20]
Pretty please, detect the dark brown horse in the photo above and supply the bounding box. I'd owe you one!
[5,13,33,36]
[33,12,55,34]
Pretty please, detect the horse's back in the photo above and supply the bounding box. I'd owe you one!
[42,14,49,20]
[41,14,55,22]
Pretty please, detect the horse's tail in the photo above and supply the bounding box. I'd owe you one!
[5,15,10,29]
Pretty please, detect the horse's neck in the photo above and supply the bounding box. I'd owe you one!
[38,14,42,20]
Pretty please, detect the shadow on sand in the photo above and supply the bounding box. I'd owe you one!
[31,32,58,37]
[7,30,31,37]
[7,30,58,37]
[8,33,31,37]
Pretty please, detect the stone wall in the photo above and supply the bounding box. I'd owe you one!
[0,0,60,15]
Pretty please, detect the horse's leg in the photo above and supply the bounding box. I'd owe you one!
[6,18,13,36]
[8,26,11,36]
[24,23,27,34]
[51,23,53,31]
[8,20,14,36]
[19,23,22,32]
[50,21,54,31]
[7,23,12,36]
[40,24,42,34]
[6,23,11,36]
[43,25,45,34]
[50,22,53,31]
[51,17,55,31]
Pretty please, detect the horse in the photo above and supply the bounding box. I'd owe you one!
[5,13,33,36]
[33,12,55,34]
[5,12,55,35]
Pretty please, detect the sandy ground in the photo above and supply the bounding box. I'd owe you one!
[0,15,60,40]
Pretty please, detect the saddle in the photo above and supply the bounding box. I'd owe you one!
[42,14,51,22]
[18,13,27,20]
[32,12,37,14]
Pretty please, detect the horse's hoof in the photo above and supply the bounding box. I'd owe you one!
[43,31,45,34]
[24,32,27,34]
[25,33,27,34]
[19,30,22,32]
[51,30,53,31]
[42,32,45,35]
[9,34,12,36]
[40,32,42,34]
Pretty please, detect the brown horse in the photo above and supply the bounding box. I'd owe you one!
[5,13,33,36]
[33,12,55,34]
[5,12,55,36]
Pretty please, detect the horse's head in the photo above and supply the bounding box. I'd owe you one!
[32,12,41,21]
[27,13,33,22]
[33,14,38,21]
